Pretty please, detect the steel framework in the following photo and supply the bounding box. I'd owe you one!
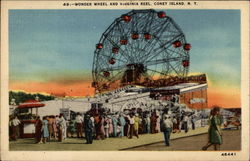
[92,9,191,92]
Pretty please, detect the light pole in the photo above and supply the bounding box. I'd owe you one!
[35,95,39,116]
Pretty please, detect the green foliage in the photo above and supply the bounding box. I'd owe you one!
[9,91,55,105]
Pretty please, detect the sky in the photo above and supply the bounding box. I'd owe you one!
[9,9,241,108]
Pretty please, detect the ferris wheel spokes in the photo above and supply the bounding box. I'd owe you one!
[92,9,191,92]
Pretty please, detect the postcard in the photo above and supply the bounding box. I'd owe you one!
[1,0,249,161]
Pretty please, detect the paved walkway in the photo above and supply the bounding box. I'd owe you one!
[10,126,208,151]
[124,130,241,151]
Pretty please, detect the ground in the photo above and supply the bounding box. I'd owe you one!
[9,127,240,151]
[124,130,241,151]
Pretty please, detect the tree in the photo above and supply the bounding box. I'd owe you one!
[9,91,55,105]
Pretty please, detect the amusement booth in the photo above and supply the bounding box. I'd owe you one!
[17,100,45,138]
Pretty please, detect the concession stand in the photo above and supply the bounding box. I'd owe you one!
[17,100,45,138]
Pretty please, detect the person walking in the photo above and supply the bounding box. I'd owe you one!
[162,114,173,146]
[84,114,93,144]
[41,116,49,143]
[76,113,84,138]
[10,116,21,141]
[202,107,223,151]
[35,116,43,144]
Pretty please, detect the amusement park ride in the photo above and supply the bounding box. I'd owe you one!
[92,9,193,92]
[91,9,208,111]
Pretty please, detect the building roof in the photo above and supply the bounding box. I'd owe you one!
[154,83,207,93]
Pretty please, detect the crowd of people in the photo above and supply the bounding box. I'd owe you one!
[9,105,227,150]
[10,100,208,146]
[26,106,199,145]
[9,107,197,145]
[34,114,68,143]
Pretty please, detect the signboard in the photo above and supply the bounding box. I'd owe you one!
[23,123,35,134]
[60,108,70,120]
[190,98,206,104]
[150,89,180,97]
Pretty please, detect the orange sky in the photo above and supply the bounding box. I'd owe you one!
[10,81,95,97]
[207,87,240,108]
[9,80,241,108]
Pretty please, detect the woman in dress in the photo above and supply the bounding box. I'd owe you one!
[202,106,223,150]
[41,116,49,143]
[134,114,140,138]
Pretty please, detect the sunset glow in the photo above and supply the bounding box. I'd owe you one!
[9,79,241,108]
[9,10,241,109]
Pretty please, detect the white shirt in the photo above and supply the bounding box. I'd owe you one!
[173,118,177,124]
[59,117,66,127]
[76,115,83,123]
[12,118,21,126]
[128,116,135,124]
[90,117,95,126]
[163,118,173,128]
[184,116,189,122]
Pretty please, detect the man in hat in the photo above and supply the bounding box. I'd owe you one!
[162,114,173,146]
[84,114,93,144]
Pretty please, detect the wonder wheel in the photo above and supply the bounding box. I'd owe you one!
[92,9,191,92]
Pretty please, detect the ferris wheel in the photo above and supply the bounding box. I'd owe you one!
[92,9,191,92]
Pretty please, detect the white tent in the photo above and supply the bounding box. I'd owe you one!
[37,99,91,118]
